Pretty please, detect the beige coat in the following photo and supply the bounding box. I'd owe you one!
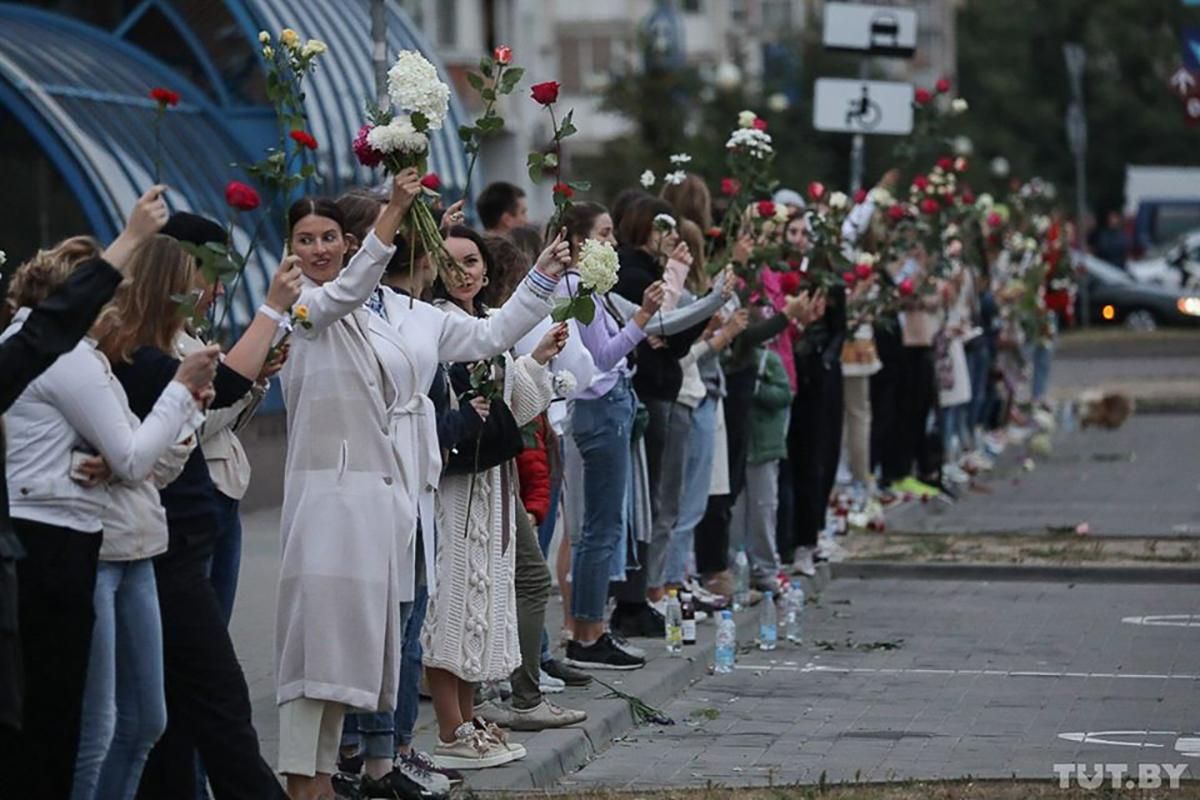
[275,231,407,712]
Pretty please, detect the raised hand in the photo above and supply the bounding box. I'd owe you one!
[174,344,220,396]
[669,241,693,268]
[535,229,572,276]
[265,255,303,313]
[440,199,466,231]
[104,185,171,270]
[532,321,569,364]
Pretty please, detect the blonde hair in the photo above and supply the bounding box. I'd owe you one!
[96,235,197,364]
[6,236,103,310]
[660,174,713,230]
[678,219,710,295]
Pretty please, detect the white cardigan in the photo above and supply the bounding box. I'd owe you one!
[2,308,196,533]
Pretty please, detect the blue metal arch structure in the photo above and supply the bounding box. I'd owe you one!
[0,4,279,326]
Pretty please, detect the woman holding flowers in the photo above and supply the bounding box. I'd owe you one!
[273,172,418,800]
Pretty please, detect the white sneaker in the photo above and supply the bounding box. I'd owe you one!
[649,597,668,617]
[791,548,816,577]
[694,609,709,622]
[539,669,565,694]
[433,723,513,770]
[943,463,970,484]
[473,718,525,759]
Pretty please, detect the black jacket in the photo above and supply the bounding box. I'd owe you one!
[612,245,711,402]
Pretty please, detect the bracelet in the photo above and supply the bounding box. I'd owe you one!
[257,304,287,325]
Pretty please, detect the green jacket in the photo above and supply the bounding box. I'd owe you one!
[748,346,793,464]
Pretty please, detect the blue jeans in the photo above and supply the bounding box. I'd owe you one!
[663,396,717,586]
[340,600,416,758]
[1031,340,1053,403]
[570,379,635,622]
[396,586,428,748]
[965,339,991,435]
[73,560,167,800]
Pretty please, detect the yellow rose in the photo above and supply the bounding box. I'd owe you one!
[293,304,309,321]
[280,28,300,50]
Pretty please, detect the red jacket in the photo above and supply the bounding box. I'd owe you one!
[516,414,551,524]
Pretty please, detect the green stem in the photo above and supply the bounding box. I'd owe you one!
[460,63,504,204]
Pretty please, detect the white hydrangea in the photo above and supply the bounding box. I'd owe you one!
[387,50,450,130]
[951,98,968,114]
[366,118,428,155]
[669,153,692,165]
[827,191,849,210]
[552,370,578,397]
[640,170,656,188]
[577,238,619,294]
[725,127,773,159]
[868,187,894,207]
[664,170,687,186]
[737,110,757,128]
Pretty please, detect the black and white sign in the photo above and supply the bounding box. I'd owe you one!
[813,78,914,135]
[822,2,918,57]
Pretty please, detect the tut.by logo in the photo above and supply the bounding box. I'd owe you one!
[1053,763,1189,789]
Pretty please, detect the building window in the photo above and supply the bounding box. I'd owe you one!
[437,0,457,47]
[558,31,631,93]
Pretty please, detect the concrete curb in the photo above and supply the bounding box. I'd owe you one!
[832,560,1200,584]
[1135,396,1200,415]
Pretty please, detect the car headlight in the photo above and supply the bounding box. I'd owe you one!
[1178,297,1200,317]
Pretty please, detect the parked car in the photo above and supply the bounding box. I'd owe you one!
[1073,251,1200,330]
[1127,229,1200,291]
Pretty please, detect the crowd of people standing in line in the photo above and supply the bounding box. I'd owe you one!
[0,157,1058,800]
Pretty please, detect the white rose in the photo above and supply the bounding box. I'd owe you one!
[664,170,687,186]
[258,30,271,44]
[869,187,894,207]
[552,370,578,397]
[640,170,656,188]
[301,39,327,58]
[767,92,790,112]
[576,238,620,295]
[773,204,791,223]
[975,193,994,210]
[737,109,757,128]
[828,191,849,210]
[951,98,968,114]
[669,153,692,165]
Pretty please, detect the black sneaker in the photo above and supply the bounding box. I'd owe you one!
[611,603,665,639]
[541,657,594,687]
[332,772,363,799]
[563,633,646,670]
[359,766,429,800]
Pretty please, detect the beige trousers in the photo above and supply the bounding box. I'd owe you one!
[842,374,873,487]
[278,698,344,776]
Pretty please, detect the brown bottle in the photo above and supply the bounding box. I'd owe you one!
[680,591,697,645]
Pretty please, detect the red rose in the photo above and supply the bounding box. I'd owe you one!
[915,88,932,105]
[494,45,513,65]
[853,189,868,204]
[842,271,857,286]
[936,157,952,171]
[353,124,383,167]
[912,175,929,191]
[752,117,768,131]
[961,189,976,205]
[807,181,826,201]
[920,198,940,215]
[720,177,741,196]
[935,77,951,94]
[530,81,560,105]
[420,173,441,190]
[706,226,723,238]
[756,200,776,218]
[225,180,261,211]
[289,129,318,150]
[887,205,907,221]
[553,181,573,198]
[898,278,915,297]
[149,87,180,107]
[986,211,1003,228]
[779,271,802,295]
[855,263,873,280]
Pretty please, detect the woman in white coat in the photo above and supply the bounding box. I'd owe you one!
[274,171,419,800]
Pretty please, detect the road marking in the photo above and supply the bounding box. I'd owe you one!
[732,664,1200,680]
[1058,731,1200,758]
[1122,615,1200,628]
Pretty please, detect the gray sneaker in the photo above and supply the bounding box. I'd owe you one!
[432,723,513,770]
[505,700,587,732]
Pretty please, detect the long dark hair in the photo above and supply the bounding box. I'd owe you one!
[433,225,493,317]
[287,197,346,247]
[557,201,607,263]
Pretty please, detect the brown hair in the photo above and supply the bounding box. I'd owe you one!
[96,235,197,363]
[507,224,543,266]
[7,236,103,310]
[660,174,713,230]
[335,191,384,246]
[677,219,710,295]
[615,196,676,249]
[558,201,607,262]
[480,234,527,307]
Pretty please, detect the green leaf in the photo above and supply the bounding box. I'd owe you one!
[499,67,524,93]
[479,57,494,78]
[575,296,596,325]
[466,71,485,92]
[557,110,577,140]
[299,163,316,179]
[477,115,504,133]
[411,111,429,133]
[459,124,476,142]
[480,87,496,103]
[526,152,544,183]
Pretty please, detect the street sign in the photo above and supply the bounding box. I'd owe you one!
[822,2,917,57]
[813,78,914,135]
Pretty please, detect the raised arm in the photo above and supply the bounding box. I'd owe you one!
[608,270,727,336]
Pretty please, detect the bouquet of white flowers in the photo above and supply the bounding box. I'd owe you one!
[553,238,619,324]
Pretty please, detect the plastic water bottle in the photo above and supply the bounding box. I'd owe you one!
[714,610,736,673]
[784,581,805,643]
[664,590,683,656]
[758,591,777,651]
[732,550,751,611]
[680,591,697,646]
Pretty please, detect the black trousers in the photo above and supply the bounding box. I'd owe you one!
[870,323,905,483]
[0,519,100,800]
[694,368,754,576]
[785,354,844,557]
[137,535,284,800]
[896,345,941,483]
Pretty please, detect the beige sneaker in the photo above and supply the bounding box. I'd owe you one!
[432,723,514,770]
[473,717,526,759]
[506,700,587,732]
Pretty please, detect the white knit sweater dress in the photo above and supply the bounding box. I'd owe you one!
[421,315,553,682]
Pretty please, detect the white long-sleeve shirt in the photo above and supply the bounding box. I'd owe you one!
[3,307,196,533]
